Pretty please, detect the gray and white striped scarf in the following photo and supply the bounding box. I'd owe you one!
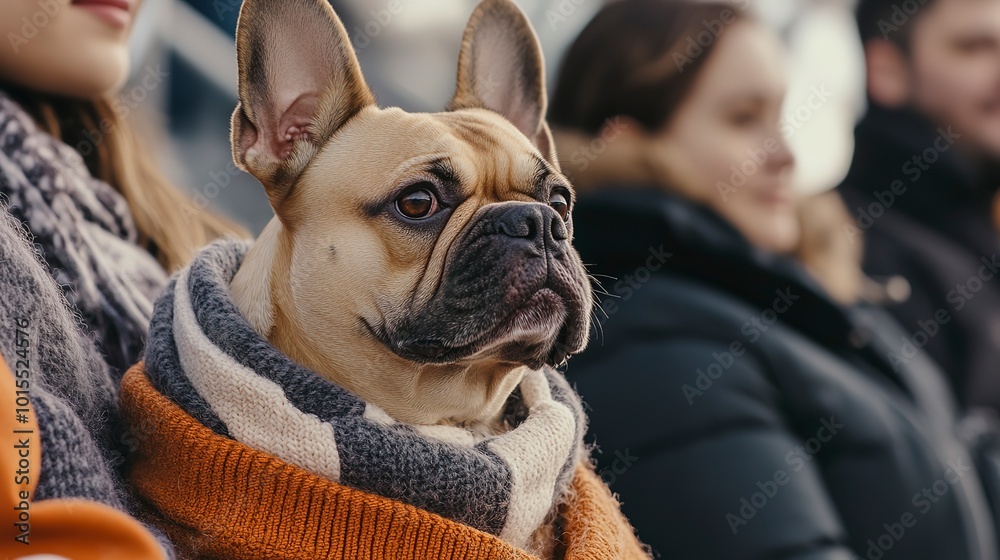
[0,90,168,375]
[143,237,587,549]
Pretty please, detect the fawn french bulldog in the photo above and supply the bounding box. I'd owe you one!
[228,0,593,430]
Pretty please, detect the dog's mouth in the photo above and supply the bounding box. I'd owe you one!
[415,287,566,358]
[368,283,577,368]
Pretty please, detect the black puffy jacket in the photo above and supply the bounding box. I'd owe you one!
[568,187,1000,560]
[839,105,1000,413]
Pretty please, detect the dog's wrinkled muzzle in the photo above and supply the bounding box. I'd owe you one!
[387,201,592,368]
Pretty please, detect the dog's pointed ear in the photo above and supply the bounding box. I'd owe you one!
[448,0,559,170]
[231,0,375,208]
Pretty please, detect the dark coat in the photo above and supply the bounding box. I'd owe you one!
[839,105,1000,413]
[567,187,1000,560]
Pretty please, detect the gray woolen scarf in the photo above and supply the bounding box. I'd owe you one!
[144,237,588,550]
[0,89,168,375]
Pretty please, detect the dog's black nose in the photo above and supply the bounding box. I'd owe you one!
[495,204,568,247]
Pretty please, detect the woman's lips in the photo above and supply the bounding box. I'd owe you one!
[757,188,794,207]
[72,0,133,29]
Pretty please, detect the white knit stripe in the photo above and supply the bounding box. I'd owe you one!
[411,423,484,447]
[172,270,342,481]
[362,402,396,426]
[489,368,577,547]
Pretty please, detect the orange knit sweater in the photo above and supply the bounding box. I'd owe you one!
[120,363,651,559]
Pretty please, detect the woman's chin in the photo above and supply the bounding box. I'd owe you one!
[746,218,801,255]
[89,49,131,97]
[51,39,131,99]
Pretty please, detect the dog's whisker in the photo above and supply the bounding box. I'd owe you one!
[589,311,606,344]
[591,286,613,298]
[586,273,613,294]
[591,299,610,320]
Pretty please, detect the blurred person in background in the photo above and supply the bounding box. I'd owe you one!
[839,0,1000,414]
[552,0,1000,557]
[0,0,245,555]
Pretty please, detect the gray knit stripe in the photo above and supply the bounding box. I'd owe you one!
[30,389,125,506]
[332,417,511,535]
[143,277,230,437]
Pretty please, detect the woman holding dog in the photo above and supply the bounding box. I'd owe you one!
[0,0,243,556]
[553,1,1000,559]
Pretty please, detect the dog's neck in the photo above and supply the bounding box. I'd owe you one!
[230,218,528,429]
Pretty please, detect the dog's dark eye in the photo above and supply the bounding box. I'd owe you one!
[396,184,439,219]
[549,189,570,220]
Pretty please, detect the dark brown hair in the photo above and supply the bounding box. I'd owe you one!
[549,0,748,135]
[856,0,937,49]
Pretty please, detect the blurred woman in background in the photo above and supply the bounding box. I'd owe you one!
[0,1,244,555]
[552,1,1000,558]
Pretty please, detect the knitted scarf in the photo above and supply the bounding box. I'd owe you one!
[143,237,587,549]
[0,90,168,375]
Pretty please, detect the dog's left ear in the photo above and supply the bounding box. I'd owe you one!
[230,0,375,210]
[449,0,559,171]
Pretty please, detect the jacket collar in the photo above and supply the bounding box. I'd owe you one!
[842,104,1000,225]
[572,188,907,385]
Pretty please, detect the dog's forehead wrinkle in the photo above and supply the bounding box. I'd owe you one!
[441,122,549,201]
[439,108,527,145]
[389,153,454,178]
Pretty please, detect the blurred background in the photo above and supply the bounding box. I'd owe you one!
[124,0,865,235]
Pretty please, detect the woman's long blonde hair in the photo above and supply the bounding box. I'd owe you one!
[6,85,249,273]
